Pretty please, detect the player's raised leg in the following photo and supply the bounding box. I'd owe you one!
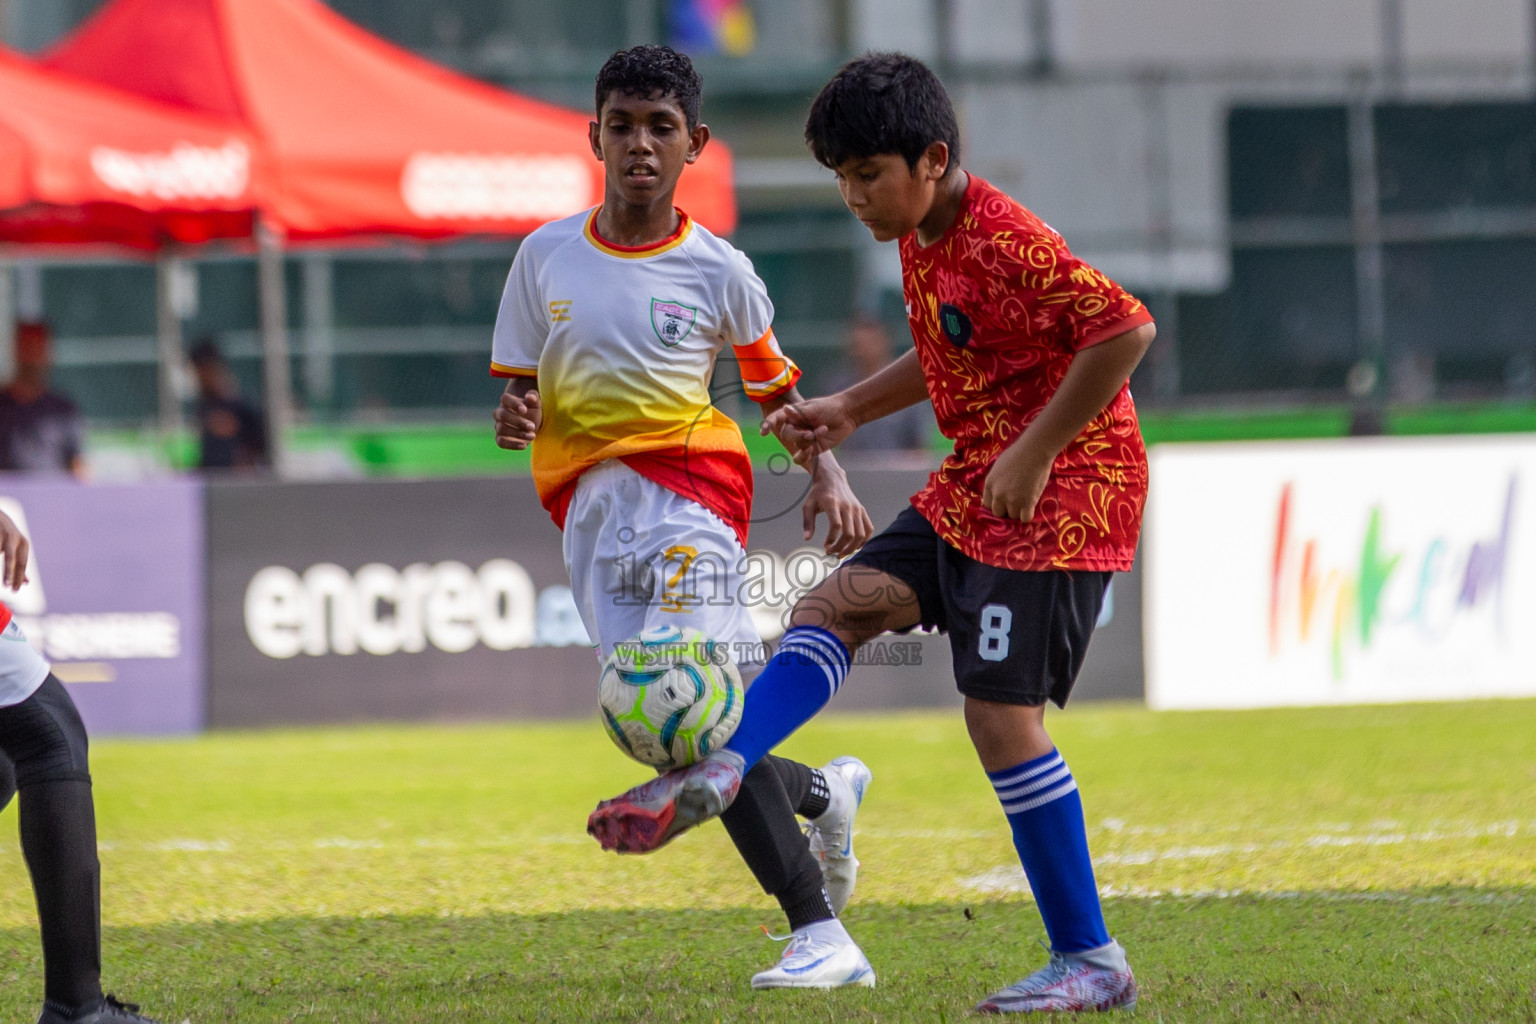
[587,563,918,853]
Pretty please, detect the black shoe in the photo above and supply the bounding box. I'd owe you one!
[37,995,161,1024]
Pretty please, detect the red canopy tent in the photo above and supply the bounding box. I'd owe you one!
[0,46,260,250]
[42,0,738,241]
[0,47,264,435]
[43,0,739,464]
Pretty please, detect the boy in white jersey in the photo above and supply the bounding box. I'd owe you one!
[0,510,159,1024]
[492,46,877,989]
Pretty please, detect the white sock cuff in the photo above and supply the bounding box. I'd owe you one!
[991,751,1078,816]
[777,625,851,701]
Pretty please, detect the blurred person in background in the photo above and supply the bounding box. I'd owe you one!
[824,315,932,458]
[190,337,269,472]
[0,323,85,478]
[0,510,160,1023]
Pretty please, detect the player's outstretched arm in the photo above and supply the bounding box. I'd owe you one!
[798,455,874,558]
[0,508,29,591]
[982,321,1156,521]
[761,386,875,557]
[763,349,928,465]
[494,377,542,450]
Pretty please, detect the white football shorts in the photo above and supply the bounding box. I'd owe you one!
[563,459,763,673]
[0,616,51,708]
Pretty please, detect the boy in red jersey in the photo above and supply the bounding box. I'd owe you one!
[588,53,1155,1014]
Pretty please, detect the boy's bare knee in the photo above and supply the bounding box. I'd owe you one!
[785,565,920,648]
[964,698,1053,772]
[786,601,886,647]
[839,609,896,644]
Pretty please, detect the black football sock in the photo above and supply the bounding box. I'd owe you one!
[766,756,831,820]
[779,884,837,933]
[721,759,834,930]
[20,780,103,1009]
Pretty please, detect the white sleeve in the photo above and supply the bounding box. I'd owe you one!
[721,251,799,402]
[718,249,775,350]
[490,242,546,378]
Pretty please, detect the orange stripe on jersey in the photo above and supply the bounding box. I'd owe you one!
[583,208,693,260]
[734,328,801,402]
[490,361,538,378]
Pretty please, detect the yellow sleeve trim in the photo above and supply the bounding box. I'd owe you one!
[743,364,802,403]
[490,361,538,379]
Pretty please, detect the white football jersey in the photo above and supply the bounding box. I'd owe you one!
[491,207,799,526]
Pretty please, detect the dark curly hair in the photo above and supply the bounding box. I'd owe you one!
[805,52,960,172]
[594,45,703,130]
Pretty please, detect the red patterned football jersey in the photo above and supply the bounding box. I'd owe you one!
[899,175,1153,571]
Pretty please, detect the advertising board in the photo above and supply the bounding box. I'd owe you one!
[1145,437,1534,709]
[208,464,1147,727]
[0,479,205,734]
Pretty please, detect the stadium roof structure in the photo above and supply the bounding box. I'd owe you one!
[0,46,260,250]
[41,0,738,243]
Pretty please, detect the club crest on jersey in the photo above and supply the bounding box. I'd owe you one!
[938,303,973,348]
[651,299,698,346]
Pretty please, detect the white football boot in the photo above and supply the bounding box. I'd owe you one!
[804,756,872,915]
[750,920,876,990]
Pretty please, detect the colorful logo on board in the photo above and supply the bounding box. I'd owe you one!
[1267,478,1514,679]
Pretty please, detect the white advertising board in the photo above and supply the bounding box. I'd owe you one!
[1145,435,1534,709]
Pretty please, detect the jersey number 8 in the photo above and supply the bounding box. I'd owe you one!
[978,603,1012,662]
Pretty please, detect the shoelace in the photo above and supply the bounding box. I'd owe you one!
[1004,944,1070,991]
[759,924,823,963]
[799,821,826,860]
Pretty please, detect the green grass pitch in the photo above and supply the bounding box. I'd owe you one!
[0,700,1532,1022]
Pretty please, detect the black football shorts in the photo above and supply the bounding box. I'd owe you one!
[845,505,1110,708]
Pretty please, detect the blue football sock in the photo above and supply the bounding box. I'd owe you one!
[989,749,1110,954]
[723,625,850,769]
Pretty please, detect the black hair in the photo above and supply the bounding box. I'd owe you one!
[594,45,703,130]
[805,52,960,172]
[188,336,223,365]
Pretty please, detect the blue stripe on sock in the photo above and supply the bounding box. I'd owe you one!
[723,626,851,769]
[989,749,1109,954]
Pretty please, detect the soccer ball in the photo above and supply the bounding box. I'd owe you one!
[598,625,744,769]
